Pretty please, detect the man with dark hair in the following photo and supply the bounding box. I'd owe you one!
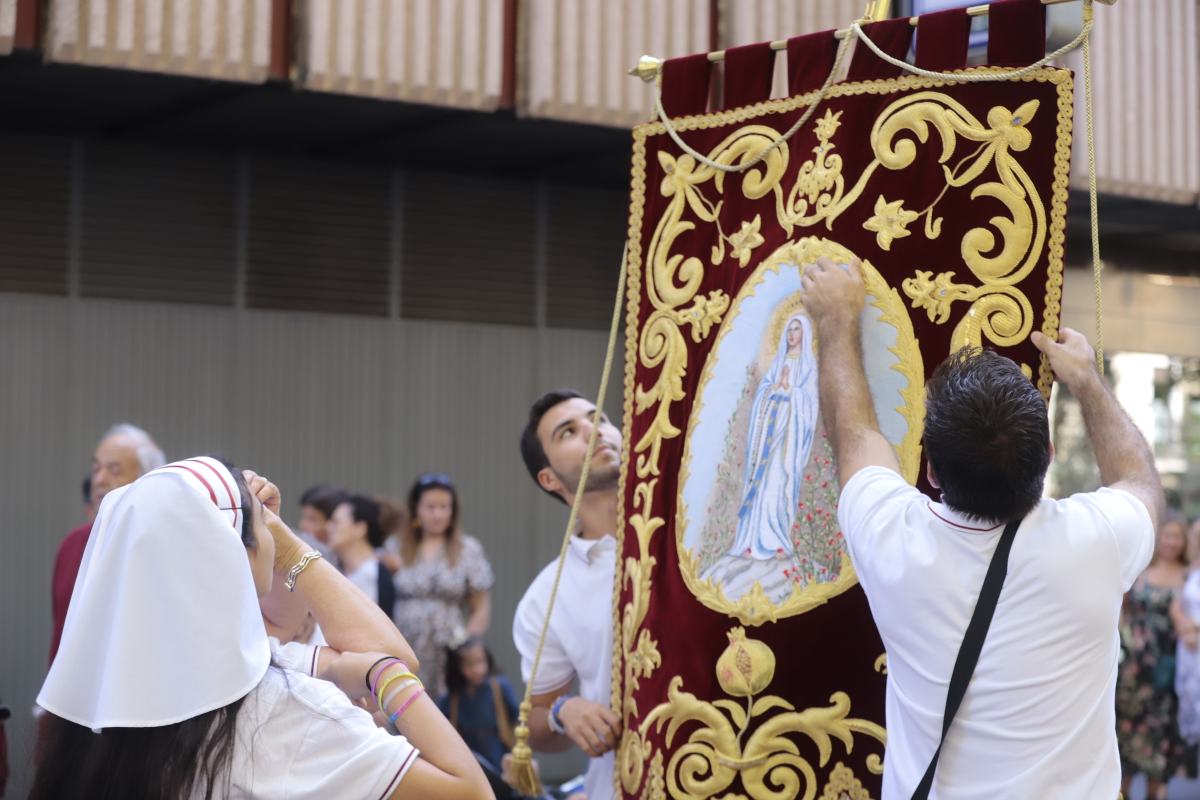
[802,257,1161,798]
[513,389,622,800]
[329,494,395,619]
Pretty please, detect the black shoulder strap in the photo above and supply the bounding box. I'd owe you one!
[911,517,1022,800]
[377,560,396,619]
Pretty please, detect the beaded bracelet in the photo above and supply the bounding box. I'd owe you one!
[388,687,425,727]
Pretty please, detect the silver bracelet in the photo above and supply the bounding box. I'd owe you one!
[284,550,322,592]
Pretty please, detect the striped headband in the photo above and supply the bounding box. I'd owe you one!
[155,456,244,532]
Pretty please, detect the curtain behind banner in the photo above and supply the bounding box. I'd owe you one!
[614,9,1070,799]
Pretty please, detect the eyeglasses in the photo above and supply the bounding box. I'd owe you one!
[418,472,454,488]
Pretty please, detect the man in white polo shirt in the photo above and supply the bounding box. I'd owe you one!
[513,389,622,800]
[801,257,1161,799]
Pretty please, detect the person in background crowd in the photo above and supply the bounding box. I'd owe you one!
[392,473,495,695]
[1174,516,1200,778]
[514,390,624,800]
[437,636,519,773]
[0,696,9,798]
[1119,513,1190,799]
[81,475,95,522]
[296,483,346,562]
[49,423,165,665]
[32,457,491,799]
[379,496,409,565]
[329,494,396,619]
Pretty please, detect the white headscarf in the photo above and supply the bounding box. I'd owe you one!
[38,456,271,730]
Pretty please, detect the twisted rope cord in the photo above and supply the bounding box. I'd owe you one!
[507,243,628,797]
[847,9,1093,83]
[654,6,1094,175]
[1082,1,1104,373]
[651,3,1105,366]
[652,26,857,174]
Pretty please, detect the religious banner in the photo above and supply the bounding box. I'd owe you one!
[613,3,1072,798]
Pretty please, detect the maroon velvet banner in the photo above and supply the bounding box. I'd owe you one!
[613,23,1073,800]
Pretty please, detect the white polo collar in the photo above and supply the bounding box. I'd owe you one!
[569,533,616,565]
[926,501,1004,534]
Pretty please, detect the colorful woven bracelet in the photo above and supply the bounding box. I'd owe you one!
[379,678,420,712]
[388,687,425,727]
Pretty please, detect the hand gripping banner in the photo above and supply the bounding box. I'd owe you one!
[613,3,1078,798]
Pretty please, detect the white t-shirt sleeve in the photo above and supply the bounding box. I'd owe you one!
[513,580,575,695]
[837,466,920,561]
[284,679,420,800]
[270,638,320,677]
[1066,487,1155,590]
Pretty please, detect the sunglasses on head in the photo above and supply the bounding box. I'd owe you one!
[418,472,453,488]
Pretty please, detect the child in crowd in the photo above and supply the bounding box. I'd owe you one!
[437,636,519,772]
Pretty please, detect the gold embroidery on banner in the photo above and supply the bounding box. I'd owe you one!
[728,215,766,267]
[676,238,925,626]
[819,762,875,800]
[634,628,886,800]
[863,196,918,251]
[613,67,1074,798]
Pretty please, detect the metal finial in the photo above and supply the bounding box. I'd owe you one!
[629,55,662,83]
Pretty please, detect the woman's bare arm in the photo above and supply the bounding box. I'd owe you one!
[323,651,493,800]
[247,471,418,669]
[466,589,491,637]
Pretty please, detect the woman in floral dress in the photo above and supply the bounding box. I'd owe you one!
[388,473,494,696]
[1173,519,1200,752]
[1118,514,1189,799]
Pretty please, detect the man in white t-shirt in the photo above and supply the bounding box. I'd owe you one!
[801,257,1162,799]
[513,389,623,800]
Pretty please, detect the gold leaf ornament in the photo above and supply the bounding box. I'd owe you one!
[636,629,887,800]
[901,270,976,324]
[818,762,874,800]
[728,215,766,267]
[862,195,919,251]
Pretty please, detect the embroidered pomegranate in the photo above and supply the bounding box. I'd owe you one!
[715,627,776,697]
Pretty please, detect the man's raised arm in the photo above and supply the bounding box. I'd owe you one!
[1032,328,1164,529]
[802,257,900,486]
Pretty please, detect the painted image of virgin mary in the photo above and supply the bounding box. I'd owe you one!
[728,314,819,559]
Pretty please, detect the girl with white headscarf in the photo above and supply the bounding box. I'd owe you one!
[729,314,819,559]
[33,456,492,800]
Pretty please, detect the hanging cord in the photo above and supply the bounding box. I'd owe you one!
[847,8,1093,83]
[1081,1,1104,373]
[653,24,857,174]
[506,242,628,798]
[650,1,1104,365]
[653,4,1094,175]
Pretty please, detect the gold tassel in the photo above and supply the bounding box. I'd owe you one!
[506,704,543,797]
